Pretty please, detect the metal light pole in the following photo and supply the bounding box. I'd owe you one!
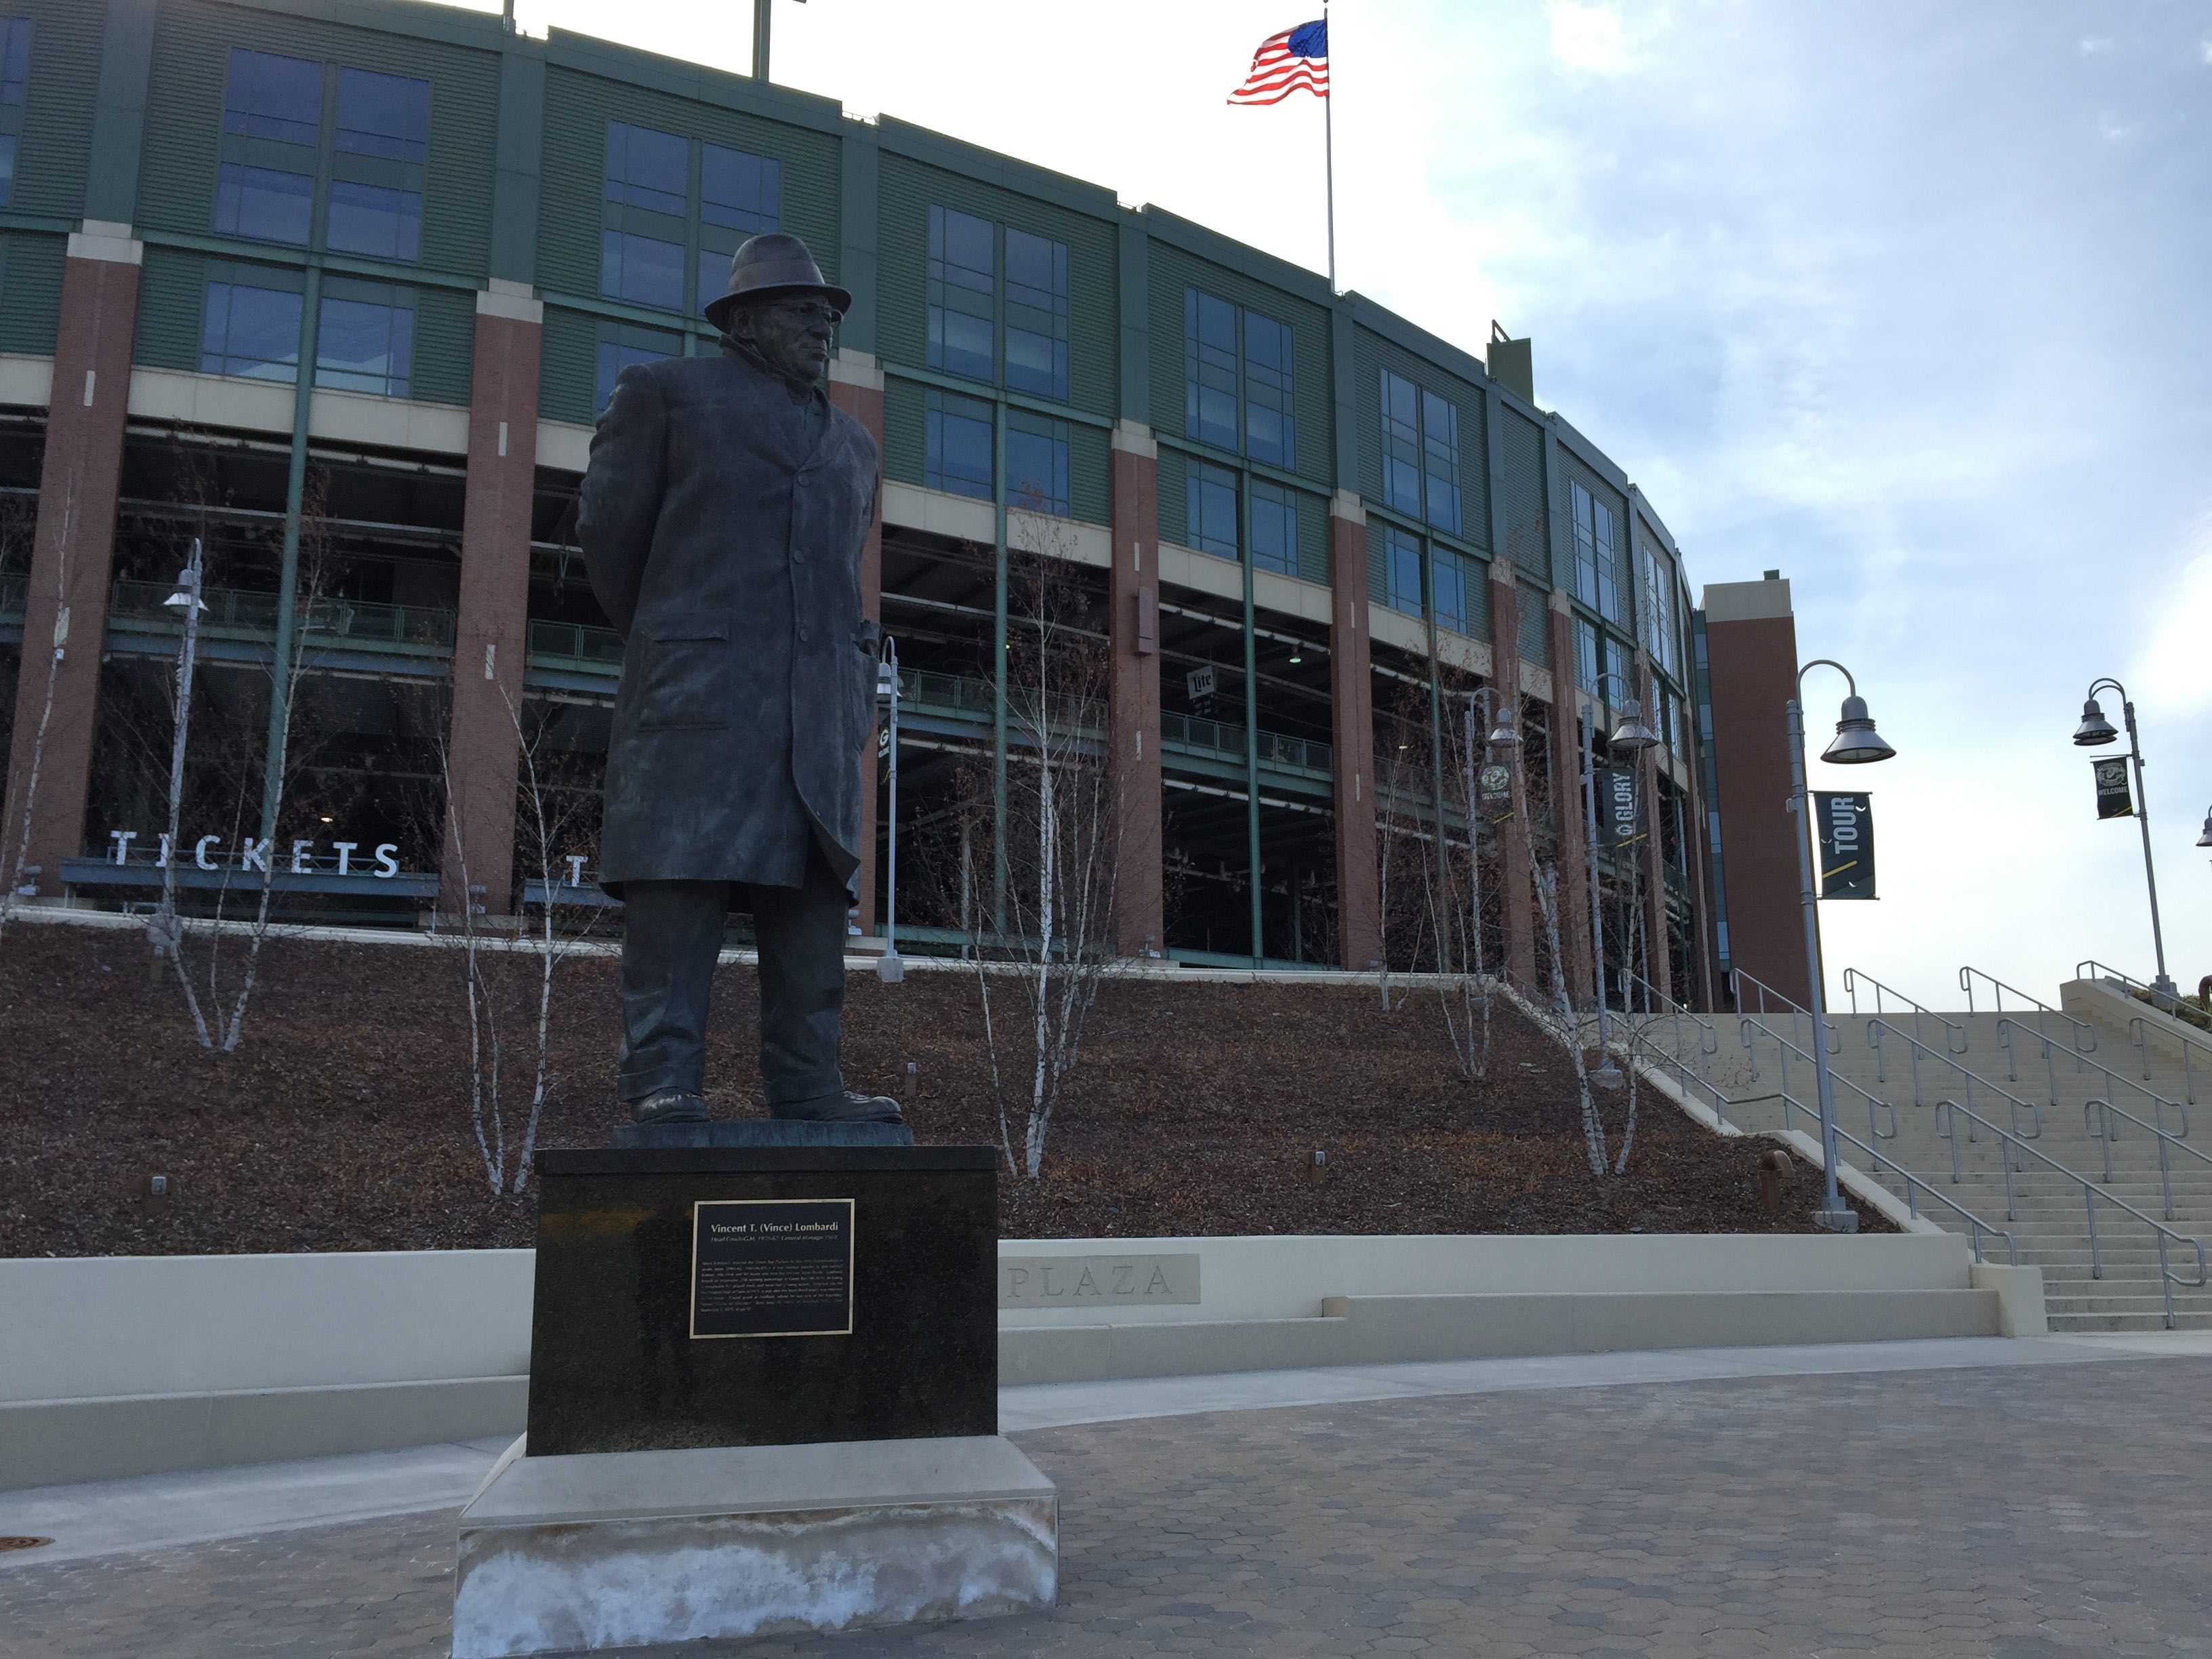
[876,634,903,984]
[1458,687,1520,981]
[1788,658,1896,1234]
[751,0,806,83]
[155,539,207,957]
[2074,679,2178,1006]
[1581,672,1660,1088]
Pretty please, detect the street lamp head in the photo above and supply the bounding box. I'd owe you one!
[162,568,206,612]
[2196,806,2212,849]
[2072,697,2120,747]
[1483,705,1520,749]
[1820,693,1895,764]
[1607,698,1660,752]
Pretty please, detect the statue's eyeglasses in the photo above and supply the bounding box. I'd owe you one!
[768,299,843,326]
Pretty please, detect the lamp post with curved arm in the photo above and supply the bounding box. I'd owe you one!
[2073,678,2178,1007]
[1790,659,1896,1232]
[1452,685,1521,998]
[1580,672,1660,1086]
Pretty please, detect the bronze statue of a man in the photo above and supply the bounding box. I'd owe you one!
[579,232,898,1128]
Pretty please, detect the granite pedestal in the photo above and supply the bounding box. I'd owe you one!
[451,1134,1054,1658]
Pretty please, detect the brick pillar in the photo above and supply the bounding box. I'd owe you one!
[1546,594,1596,1005]
[1328,491,1379,971]
[3,223,141,897]
[440,283,542,916]
[1107,421,1164,957]
[1486,567,1536,991]
[1637,652,1673,1004]
[1702,575,1811,1007]
[828,350,886,933]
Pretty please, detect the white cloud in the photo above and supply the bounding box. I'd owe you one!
[2079,35,2113,56]
[2098,111,2142,142]
[1547,1,1637,76]
[2201,37,2212,66]
[2130,514,2212,719]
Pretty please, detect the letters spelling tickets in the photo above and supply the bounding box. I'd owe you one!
[689,1199,855,1340]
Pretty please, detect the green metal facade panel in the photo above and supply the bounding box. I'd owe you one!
[537,64,840,306]
[1155,443,1184,548]
[882,374,922,489]
[1498,407,1548,581]
[1354,323,1490,549]
[0,229,63,351]
[536,305,594,427]
[1517,583,1551,669]
[1068,421,1107,525]
[8,0,107,219]
[873,151,1115,420]
[1145,240,1331,488]
[131,243,205,371]
[1296,489,1326,586]
[136,0,500,277]
[1366,516,1385,607]
[409,284,470,405]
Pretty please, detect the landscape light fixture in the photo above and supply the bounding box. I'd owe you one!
[163,567,206,612]
[1287,644,1303,665]
[2072,677,2178,1006]
[2197,806,2212,850]
[1606,700,1660,752]
[1788,659,1898,1233]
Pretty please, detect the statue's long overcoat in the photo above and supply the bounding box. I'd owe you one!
[577,346,880,896]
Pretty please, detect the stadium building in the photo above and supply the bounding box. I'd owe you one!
[0,0,1771,1008]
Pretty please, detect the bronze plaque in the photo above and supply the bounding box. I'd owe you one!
[689,1198,855,1339]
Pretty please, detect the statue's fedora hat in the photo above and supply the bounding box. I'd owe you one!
[703,232,852,333]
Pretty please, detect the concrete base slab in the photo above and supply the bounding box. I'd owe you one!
[451,1433,1056,1658]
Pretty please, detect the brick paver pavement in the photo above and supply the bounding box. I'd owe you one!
[5,1358,2210,1658]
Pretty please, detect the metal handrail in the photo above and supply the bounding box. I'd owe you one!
[2074,1094,2212,1221]
[1612,966,1721,1083]
[2129,1018,2203,1108]
[1959,965,2096,1054]
[1866,1016,2041,1141]
[1995,1017,2190,1145]
[1739,1013,1900,1145]
[1841,967,1968,1054]
[1729,967,1840,1056]
[1929,1094,2206,1328]
[2077,959,2203,1019]
[1623,1020,2015,1265]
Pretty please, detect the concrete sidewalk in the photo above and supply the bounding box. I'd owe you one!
[4,1332,2200,1570]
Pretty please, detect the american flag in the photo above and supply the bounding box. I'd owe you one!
[1227,19,1329,105]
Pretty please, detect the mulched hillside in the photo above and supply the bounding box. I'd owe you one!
[0,922,1882,1254]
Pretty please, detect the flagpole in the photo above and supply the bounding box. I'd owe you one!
[1322,0,1336,292]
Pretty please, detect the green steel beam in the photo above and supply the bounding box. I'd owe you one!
[489,40,546,286]
[836,124,879,356]
[1116,212,1147,425]
[85,0,157,224]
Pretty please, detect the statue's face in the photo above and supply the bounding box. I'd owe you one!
[738,295,838,384]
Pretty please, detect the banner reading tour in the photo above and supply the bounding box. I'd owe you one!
[1814,792,1876,900]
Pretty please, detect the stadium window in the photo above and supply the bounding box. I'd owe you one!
[1571,481,1600,612]
[215,164,314,245]
[334,69,428,164]
[699,144,781,308]
[1187,459,1238,559]
[1593,491,1624,626]
[1420,389,1460,535]
[1185,289,1240,451]
[594,325,680,411]
[1382,522,1422,617]
[1004,227,1069,401]
[604,120,687,215]
[1433,546,1470,636]
[1642,541,1680,678]
[315,294,414,398]
[0,18,30,208]
[924,388,994,501]
[928,205,995,384]
[1006,411,1070,517]
[327,180,421,262]
[223,48,321,146]
[1242,310,1294,466]
[1575,616,1600,696]
[601,226,684,311]
[1380,368,1421,517]
[1250,480,1296,576]
[200,280,303,383]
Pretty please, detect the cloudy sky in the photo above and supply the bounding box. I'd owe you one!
[492,0,2212,1008]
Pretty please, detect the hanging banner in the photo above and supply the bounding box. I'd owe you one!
[1597,768,1640,847]
[1185,664,1216,717]
[2092,756,2133,821]
[1478,762,1513,809]
[1814,792,1876,900]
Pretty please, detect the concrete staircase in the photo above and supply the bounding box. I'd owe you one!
[1627,979,2212,1334]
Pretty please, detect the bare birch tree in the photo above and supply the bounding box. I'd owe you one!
[954,524,1126,1179]
[0,485,72,950]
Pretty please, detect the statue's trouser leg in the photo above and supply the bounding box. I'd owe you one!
[615,879,731,1101]
[753,844,850,1111]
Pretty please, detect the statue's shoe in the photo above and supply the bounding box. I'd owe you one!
[775,1090,905,1125]
[632,1090,710,1125]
